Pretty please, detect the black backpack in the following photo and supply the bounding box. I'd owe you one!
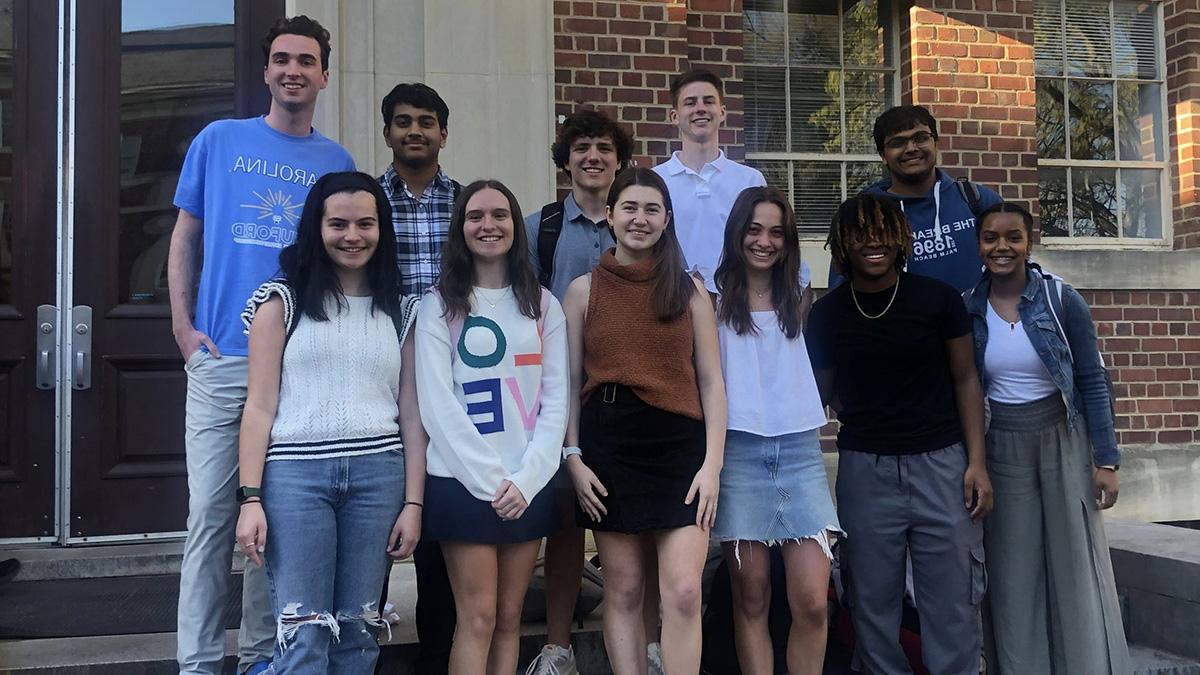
[536,202,566,288]
[954,176,984,218]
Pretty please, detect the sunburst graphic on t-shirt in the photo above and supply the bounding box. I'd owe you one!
[240,189,301,226]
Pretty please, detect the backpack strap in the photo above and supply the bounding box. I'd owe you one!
[1041,274,1075,364]
[537,203,566,288]
[954,176,984,218]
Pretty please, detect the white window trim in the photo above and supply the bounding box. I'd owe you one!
[1037,0,1171,248]
[743,0,902,239]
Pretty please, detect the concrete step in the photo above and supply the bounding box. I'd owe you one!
[1132,644,1200,675]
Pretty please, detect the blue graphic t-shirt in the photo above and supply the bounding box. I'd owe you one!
[174,116,355,356]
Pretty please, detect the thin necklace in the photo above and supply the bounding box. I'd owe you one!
[474,287,509,309]
[750,285,770,299]
[850,275,900,319]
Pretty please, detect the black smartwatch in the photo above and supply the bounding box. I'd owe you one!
[236,486,262,504]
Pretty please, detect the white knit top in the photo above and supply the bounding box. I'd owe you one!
[242,282,419,461]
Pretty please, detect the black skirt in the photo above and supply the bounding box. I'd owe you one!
[576,383,705,534]
[423,475,559,545]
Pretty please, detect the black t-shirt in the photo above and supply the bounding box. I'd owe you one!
[806,272,972,454]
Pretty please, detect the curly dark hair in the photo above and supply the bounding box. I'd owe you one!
[825,193,912,279]
[549,109,634,177]
[261,15,331,71]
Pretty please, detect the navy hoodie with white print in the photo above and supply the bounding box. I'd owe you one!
[829,169,1003,293]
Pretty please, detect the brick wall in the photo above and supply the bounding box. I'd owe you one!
[1166,0,1200,249]
[902,0,1040,210]
[1087,290,1200,446]
[553,0,746,187]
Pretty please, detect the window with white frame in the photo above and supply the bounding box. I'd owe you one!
[742,0,898,232]
[1035,0,1169,242]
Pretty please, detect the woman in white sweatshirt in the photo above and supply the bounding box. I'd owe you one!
[415,179,569,675]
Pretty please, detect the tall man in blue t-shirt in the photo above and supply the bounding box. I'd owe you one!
[168,16,355,675]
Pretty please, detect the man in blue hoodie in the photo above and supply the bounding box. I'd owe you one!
[834,105,1003,292]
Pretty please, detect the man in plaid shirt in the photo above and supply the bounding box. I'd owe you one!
[378,82,461,296]
[376,82,461,675]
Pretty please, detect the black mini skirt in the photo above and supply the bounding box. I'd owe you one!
[423,475,558,545]
[576,383,705,534]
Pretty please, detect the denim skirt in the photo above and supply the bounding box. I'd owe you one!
[711,429,841,545]
[422,474,558,545]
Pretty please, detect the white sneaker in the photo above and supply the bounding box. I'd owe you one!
[647,642,664,675]
[526,643,578,675]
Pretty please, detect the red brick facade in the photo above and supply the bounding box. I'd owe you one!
[553,0,1200,449]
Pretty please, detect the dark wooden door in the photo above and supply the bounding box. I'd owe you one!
[0,1,60,540]
[67,0,281,537]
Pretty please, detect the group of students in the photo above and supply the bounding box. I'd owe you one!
[169,14,1130,675]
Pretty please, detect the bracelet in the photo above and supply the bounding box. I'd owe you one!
[404,501,423,508]
[240,498,262,507]
[562,445,582,461]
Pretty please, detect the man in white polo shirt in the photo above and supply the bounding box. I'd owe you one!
[654,68,766,293]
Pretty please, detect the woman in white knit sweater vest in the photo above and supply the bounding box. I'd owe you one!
[235,172,426,675]
[415,179,568,675]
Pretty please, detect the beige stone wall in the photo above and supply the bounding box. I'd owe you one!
[290,0,558,213]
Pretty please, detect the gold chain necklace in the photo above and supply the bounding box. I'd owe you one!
[850,275,900,320]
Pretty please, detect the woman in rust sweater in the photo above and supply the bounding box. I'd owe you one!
[561,167,727,675]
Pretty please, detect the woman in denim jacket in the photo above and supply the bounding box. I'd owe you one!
[964,202,1130,674]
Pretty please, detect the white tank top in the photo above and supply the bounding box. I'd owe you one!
[718,310,828,437]
[983,301,1058,404]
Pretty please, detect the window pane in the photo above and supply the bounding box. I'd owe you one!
[1120,168,1161,238]
[844,70,893,154]
[1117,81,1162,162]
[789,0,840,67]
[842,0,893,67]
[744,0,786,65]
[847,160,885,196]
[1035,0,1064,76]
[1065,0,1111,77]
[793,162,842,230]
[747,159,790,196]
[1113,0,1159,79]
[1039,167,1069,237]
[1036,78,1066,158]
[744,66,788,152]
[791,69,841,153]
[0,0,12,303]
[1068,80,1114,160]
[121,0,235,304]
[1072,167,1118,237]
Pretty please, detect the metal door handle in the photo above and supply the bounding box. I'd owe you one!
[36,305,58,389]
[71,306,92,390]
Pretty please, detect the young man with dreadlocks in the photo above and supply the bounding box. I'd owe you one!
[806,193,993,675]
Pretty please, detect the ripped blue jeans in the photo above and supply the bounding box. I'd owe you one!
[262,450,405,675]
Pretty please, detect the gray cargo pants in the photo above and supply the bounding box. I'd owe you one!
[836,444,985,675]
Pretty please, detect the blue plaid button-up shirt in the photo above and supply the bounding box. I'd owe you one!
[378,164,460,296]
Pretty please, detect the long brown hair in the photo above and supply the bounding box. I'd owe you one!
[436,179,541,321]
[606,168,693,321]
[714,187,803,338]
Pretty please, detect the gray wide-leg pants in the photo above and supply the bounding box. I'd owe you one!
[983,395,1130,675]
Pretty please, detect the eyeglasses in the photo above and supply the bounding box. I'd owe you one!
[883,131,935,150]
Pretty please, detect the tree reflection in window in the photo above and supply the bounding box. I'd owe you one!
[744,0,895,232]
[1034,0,1167,241]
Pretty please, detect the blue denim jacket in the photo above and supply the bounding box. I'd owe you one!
[965,267,1120,466]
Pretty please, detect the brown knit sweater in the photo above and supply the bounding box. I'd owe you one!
[581,249,702,420]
